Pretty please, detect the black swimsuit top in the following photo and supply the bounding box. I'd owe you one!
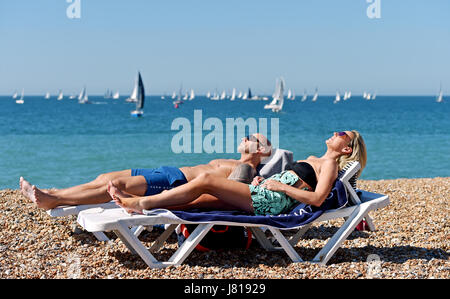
[285,162,318,191]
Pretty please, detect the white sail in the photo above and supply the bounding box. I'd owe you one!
[57,90,64,101]
[312,88,319,102]
[126,76,139,102]
[45,92,51,99]
[189,89,195,100]
[220,90,226,100]
[264,77,285,112]
[287,89,292,100]
[12,90,18,99]
[113,91,120,99]
[301,90,307,102]
[333,91,341,104]
[230,88,236,101]
[16,89,24,104]
[437,83,444,103]
[78,86,89,104]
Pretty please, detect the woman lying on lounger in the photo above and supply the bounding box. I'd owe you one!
[109,131,367,215]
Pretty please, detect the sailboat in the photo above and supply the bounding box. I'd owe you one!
[230,88,236,101]
[78,86,90,104]
[311,88,319,102]
[210,89,220,101]
[189,89,195,100]
[290,90,295,101]
[57,90,64,101]
[173,85,185,107]
[301,90,308,102]
[130,72,145,117]
[436,83,444,103]
[264,78,285,112]
[343,91,352,100]
[333,91,341,104]
[12,90,18,100]
[220,90,226,100]
[112,91,120,99]
[16,89,24,104]
[246,88,253,101]
[44,92,51,99]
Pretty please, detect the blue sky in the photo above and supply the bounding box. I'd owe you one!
[1,0,449,95]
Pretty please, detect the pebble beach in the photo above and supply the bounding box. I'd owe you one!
[0,178,448,279]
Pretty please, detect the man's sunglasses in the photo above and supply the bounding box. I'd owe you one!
[245,135,261,144]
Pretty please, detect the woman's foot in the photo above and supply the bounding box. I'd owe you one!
[107,181,146,214]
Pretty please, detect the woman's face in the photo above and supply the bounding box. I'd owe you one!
[326,131,355,152]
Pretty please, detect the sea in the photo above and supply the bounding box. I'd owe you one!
[0,95,449,190]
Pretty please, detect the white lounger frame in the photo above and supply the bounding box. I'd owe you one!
[47,202,146,242]
[76,162,390,267]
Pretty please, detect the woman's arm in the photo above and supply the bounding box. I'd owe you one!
[262,160,338,207]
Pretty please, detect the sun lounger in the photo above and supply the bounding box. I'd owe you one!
[46,149,293,242]
[76,161,389,267]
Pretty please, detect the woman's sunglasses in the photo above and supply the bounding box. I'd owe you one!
[337,131,354,146]
[337,131,350,138]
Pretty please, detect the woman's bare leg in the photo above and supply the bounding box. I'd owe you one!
[20,170,148,210]
[108,173,253,214]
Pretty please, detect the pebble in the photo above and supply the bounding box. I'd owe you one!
[0,178,449,279]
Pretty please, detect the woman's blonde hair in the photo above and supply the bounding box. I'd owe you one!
[337,130,367,178]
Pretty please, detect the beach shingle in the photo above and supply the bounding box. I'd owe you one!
[0,178,449,279]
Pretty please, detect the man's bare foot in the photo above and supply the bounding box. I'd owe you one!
[32,186,61,210]
[20,177,60,210]
[107,181,145,214]
[19,177,32,199]
[20,177,34,200]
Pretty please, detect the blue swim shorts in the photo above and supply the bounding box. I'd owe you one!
[131,166,188,196]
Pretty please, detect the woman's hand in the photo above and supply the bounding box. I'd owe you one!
[260,179,286,192]
[251,176,264,186]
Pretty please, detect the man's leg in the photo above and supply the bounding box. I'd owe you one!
[21,170,148,210]
[46,170,132,197]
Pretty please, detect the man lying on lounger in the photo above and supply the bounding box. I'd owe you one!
[20,134,272,211]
